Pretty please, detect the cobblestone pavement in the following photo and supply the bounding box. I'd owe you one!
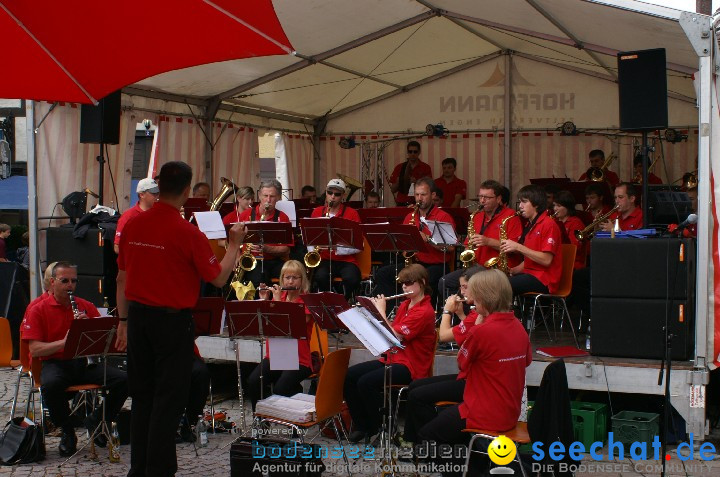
[2,366,720,476]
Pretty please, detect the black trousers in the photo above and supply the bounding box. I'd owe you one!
[404,374,464,443]
[247,358,312,409]
[417,404,472,477]
[508,273,548,296]
[343,360,412,435]
[438,264,483,299]
[374,262,446,304]
[185,355,210,423]
[127,305,194,477]
[312,260,360,300]
[41,358,128,431]
[244,257,285,289]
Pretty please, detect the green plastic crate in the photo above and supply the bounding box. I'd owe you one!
[611,411,660,447]
[571,402,608,448]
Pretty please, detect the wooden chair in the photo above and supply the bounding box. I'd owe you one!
[462,422,530,477]
[254,348,352,470]
[522,244,579,348]
[0,317,21,368]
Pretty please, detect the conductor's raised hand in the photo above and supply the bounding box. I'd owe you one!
[228,223,247,247]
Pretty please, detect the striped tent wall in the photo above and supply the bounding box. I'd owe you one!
[155,115,206,182]
[211,123,258,194]
[282,133,314,197]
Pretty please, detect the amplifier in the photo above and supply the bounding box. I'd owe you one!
[590,297,693,360]
[591,238,695,299]
[46,226,117,280]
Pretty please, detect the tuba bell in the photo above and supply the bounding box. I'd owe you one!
[337,173,362,201]
[210,177,240,211]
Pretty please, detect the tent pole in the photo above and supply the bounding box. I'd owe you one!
[25,100,40,299]
[503,52,512,189]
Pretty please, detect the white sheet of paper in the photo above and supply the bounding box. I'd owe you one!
[422,219,458,245]
[97,308,109,317]
[268,338,300,370]
[275,200,297,227]
[193,211,226,239]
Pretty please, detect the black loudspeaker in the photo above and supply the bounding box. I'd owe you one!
[591,238,695,299]
[647,188,692,226]
[590,297,693,360]
[80,90,121,144]
[74,274,115,308]
[617,48,668,131]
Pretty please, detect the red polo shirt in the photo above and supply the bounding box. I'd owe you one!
[222,208,244,226]
[118,201,221,309]
[521,211,562,293]
[452,309,478,349]
[236,205,293,257]
[390,160,433,204]
[403,206,456,264]
[434,177,467,207]
[578,169,620,187]
[458,311,532,431]
[560,216,587,269]
[468,207,522,268]
[381,295,436,380]
[609,207,644,231]
[310,204,361,267]
[22,294,100,361]
[114,203,144,246]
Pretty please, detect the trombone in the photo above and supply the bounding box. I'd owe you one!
[586,152,616,182]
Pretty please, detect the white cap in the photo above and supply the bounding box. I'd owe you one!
[326,178,346,192]
[137,178,159,194]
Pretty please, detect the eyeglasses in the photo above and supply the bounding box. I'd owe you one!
[326,190,343,197]
[399,280,416,287]
[478,195,496,201]
[57,278,78,284]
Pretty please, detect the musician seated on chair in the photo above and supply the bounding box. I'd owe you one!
[552,190,587,269]
[192,182,211,200]
[584,182,611,221]
[21,261,128,457]
[389,141,433,206]
[599,182,643,232]
[373,177,455,305]
[221,186,255,226]
[236,179,293,288]
[308,179,362,299]
[438,180,522,299]
[344,264,436,444]
[578,149,620,187]
[113,178,159,254]
[499,184,563,296]
[364,191,380,208]
[301,185,318,205]
[248,260,314,409]
[402,267,482,445]
[417,269,531,474]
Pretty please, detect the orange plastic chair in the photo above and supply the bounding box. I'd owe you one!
[523,244,579,347]
[462,422,530,477]
[307,324,329,379]
[0,317,21,368]
[356,238,372,280]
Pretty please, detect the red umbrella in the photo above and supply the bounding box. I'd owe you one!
[0,0,292,104]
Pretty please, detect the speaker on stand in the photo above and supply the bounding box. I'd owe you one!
[80,90,121,206]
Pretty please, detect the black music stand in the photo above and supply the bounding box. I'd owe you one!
[244,221,294,274]
[60,317,120,464]
[183,197,210,221]
[300,216,363,291]
[300,292,351,352]
[192,297,225,336]
[529,177,572,188]
[357,207,409,224]
[362,223,427,301]
[425,219,458,307]
[224,300,306,432]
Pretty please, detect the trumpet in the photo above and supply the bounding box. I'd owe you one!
[574,205,620,241]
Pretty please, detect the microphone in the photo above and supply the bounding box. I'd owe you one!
[667,214,697,234]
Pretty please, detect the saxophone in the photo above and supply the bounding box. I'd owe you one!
[403,203,420,266]
[459,206,479,268]
[484,211,521,274]
[303,204,332,269]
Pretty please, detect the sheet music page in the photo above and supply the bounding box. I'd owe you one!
[338,307,395,356]
[193,211,226,239]
[268,338,300,370]
[422,219,458,245]
[275,200,297,227]
[358,308,402,349]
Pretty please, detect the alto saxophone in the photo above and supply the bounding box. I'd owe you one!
[484,211,520,274]
[403,203,420,266]
[459,206,479,268]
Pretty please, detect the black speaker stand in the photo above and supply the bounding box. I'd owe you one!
[97,143,105,205]
[657,325,673,477]
[641,130,650,228]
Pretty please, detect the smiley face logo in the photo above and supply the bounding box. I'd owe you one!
[488,435,516,466]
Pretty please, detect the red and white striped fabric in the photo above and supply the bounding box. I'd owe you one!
[155,116,205,181]
[282,133,314,196]
[211,123,258,191]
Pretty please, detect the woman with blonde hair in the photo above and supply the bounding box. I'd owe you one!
[246,259,314,408]
[344,263,436,443]
[222,186,255,225]
[418,269,532,472]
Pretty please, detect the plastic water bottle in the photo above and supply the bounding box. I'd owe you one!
[585,318,592,351]
[196,415,208,447]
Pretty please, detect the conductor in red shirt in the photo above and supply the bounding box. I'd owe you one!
[389,141,433,206]
[115,161,245,477]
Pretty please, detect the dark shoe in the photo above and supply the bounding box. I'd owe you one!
[84,415,107,448]
[59,430,78,456]
[348,430,367,443]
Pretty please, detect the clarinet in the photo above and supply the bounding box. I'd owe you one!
[68,292,97,366]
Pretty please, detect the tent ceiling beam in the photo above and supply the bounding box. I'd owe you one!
[442,10,696,75]
[218,11,438,100]
[294,53,405,89]
[523,0,617,79]
[513,51,614,82]
[123,86,208,107]
[219,102,316,125]
[327,51,502,121]
[224,98,318,123]
[413,0,507,50]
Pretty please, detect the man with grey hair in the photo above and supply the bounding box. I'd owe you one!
[235,179,292,287]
